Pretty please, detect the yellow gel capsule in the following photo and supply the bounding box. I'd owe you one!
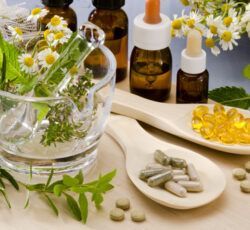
[227,108,238,119]
[232,114,246,129]
[244,118,250,133]
[192,117,203,131]
[214,103,225,115]
[219,133,235,144]
[215,112,227,124]
[239,133,250,144]
[200,122,214,139]
[193,106,209,119]
[202,113,215,123]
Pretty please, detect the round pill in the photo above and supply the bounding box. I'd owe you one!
[131,210,146,222]
[110,208,125,221]
[244,161,250,173]
[115,198,130,210]
[240,181,250,193]
[232,168,246,180]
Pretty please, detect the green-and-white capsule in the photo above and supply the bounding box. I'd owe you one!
[178,181,203,192]
[146,163,172,171]
[187,163,199,181]
[164,181,187,198]
[173,175,190,182]
[154,150,171,166]
[147,171,173,187]
[170,157,187,168]
[139,168,167,180]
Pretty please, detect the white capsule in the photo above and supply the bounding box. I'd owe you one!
[172,169,186,176]
[187,163,200,181]
[178,181,203,192]
[173,175,190,182]
[164,181,187,198]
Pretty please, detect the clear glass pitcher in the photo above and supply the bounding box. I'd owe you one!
[0,23,116,176]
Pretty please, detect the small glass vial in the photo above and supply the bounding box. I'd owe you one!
[40,0,77,32]
[88,0,128,82]
[129,0,172,102]
[176,29,209,103]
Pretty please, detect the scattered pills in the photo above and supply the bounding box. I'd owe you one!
[131,210,146,222]
[178,181,203,192]
[115,198,130,210]
[110,208,125,221]
[232,168,246,180]
[165,181,187,198]
[240,180,250,193]
[244,161,250,173]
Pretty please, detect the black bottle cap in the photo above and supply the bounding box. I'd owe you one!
[92,0,125,9]
[42,0,73,7]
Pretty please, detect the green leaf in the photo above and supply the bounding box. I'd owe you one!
[24,191,30,209]
[25,183,45,191]
[92,193,103,208]
[0,178,5,189]
[53,184,67,197]
[243,64,250,79]
[98,170,117,185]
[65,193,82,221]
[44,194,59,216]
[47,180,63,192]
[0,53,6,90]
[79,193,88,223]
[208,86,250,110]
[0,190,11,208]
[32,103,50,123]
[45,169,54,190]
[74,171,84,184]
[0,168,19,190]
[63,175,79,187]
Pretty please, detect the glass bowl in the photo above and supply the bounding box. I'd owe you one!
[0,45,116,176]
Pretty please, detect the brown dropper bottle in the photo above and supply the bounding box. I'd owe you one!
[87,0,128,82]
[40,0,77,32]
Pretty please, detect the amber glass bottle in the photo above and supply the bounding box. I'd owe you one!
[87,0,128,82]
[130,47,172,102]
[40,0,77,32]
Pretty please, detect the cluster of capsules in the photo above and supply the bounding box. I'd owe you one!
[192,104,250,144]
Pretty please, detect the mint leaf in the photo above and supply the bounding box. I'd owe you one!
[65,193,82,221]
[44,194,59,216]
[63,175,79,187]
[0,168,19,190]
[79,193,88,223]
[243,64,250,79]
[32,103,50,122]
[208,86,250,110]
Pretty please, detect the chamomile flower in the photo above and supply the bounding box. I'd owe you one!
[27,8,48,23]
[43,29,55,44]
[51,28,72,47]
[205,36,220,56]
[171,14,183,37]
[223,8,239,27]
[219,26,240,51]
[206,15,223,37]
[38,48,59,68]
[18,54,38,74]
[47,15,68,31]
[183,11,206,35]
[8,26,23,41]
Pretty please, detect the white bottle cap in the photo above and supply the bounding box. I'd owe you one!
[133,13,171,51]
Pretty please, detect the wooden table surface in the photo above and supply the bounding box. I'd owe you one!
[1,80,250,230]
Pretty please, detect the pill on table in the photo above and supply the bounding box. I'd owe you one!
[164,181,187,198]
[172,169,185,176]
[110,208,125,221]
[139,168,167,180]
[170,157,187,169]
[146,163,172,171]
[187,163,199,181]
[115,198,130,210]
[147,171,173,187]
[244,161,250,173]
[240,180,250,193]
[232,168,246,180]
[131,210,146,222]
[154,150,171,166]
[173,175,190,182]
[178,181,203,192]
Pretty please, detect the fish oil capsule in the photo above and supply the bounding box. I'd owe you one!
[192,117,203,131]
[244,118,250,133]
[202,113,215,123]
[227,108,238,119]
[244,161,250,173]
[214,103,225,115]
[131,210,146,222]
[172,169,186,176]
[193,106,209,119]
[139,168,167,180]
[164,181,187,198]
[200,122,214,139]
[178,181,203,192]
[116,198,130,210]
[187,163,199,181]
[154,150,171,166]
[173,175,189,182]
[219,133,235,144]
[170,158,187,168]
[232,113,246,129]
[239,133,250,144]
[232,168,246,180]
[147,171,173,187]
[240,180,250,193]
[110,208,125,221]
[214,112,227,124]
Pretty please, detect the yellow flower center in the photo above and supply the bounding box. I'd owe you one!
[223,17,233,27]
[221,31,232,42]
[31,8,41,15]
[210,25,217,34]
[54,32,64,40]
[69,66,78,76]
[45,54,56,65]
[180,0,189,6]
[205,38,215,48]
[50,16,61,26]
[172,19,182,30]
[24,57,34,67]
[44,29,51,39]
[187,19,195,28]
[14,27,23,35]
